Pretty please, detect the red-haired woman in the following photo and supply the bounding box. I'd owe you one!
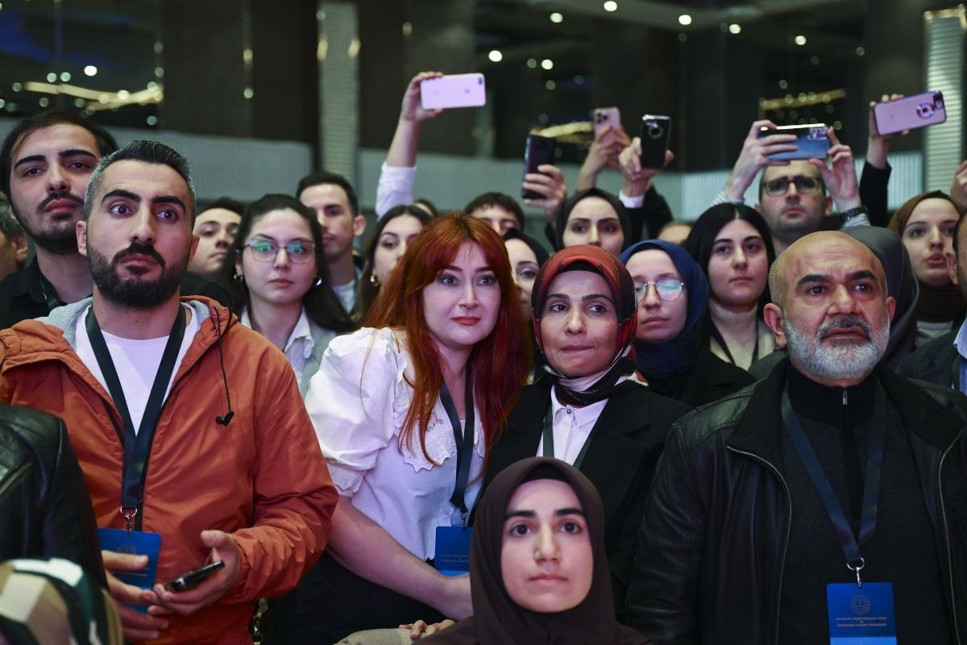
[270,215,529,643]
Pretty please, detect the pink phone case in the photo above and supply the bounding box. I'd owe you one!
[420,74,486,110]
[873,91,946,136]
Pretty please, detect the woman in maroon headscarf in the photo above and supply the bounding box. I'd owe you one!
[483,245,690,620]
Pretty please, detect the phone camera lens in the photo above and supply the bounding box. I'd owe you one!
[917,104,935,119]
[647,124,663,139]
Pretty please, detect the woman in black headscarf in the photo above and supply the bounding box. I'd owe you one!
[484,245,690,618]
[424,457,650,644]
[554,188,632,255]
[620,239,753,406]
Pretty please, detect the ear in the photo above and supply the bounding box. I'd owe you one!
[188,234,199,261]
[353,214,366,238]
[11,233,28,265]
[763,302,787,348]
[234,254,244,279]
[823,194,833,216]
[76,220,88,258]
[948,249,958,286]
[885,295,896,322]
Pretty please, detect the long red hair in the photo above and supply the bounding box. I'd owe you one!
[366,214,529,462]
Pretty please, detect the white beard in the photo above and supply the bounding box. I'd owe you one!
[783,315,889,382]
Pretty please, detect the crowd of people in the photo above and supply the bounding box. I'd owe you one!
[0,69,966,645]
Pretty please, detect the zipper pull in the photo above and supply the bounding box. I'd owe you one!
[842,389,848,406]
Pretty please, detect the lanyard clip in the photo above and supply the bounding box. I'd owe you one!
[120,506,138,533]
[847,557,865,588]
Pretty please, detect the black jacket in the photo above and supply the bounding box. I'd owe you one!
[485,381,691,621]
[0,404,105,585]
[898,330,958,387]
[625,361,967,644]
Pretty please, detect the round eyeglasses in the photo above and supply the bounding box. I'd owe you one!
[763,175,823,197]
[634,278,685,303]
[244,239,316,263]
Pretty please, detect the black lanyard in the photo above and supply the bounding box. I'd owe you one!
[439,363,474,526]
[542,401,593,469]
[86,306,186,531]
[781,385,885,587]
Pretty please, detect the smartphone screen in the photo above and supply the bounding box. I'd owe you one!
[758,124,829,161]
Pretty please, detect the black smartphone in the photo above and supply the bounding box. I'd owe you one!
[163,560,225,592]
[639,115,671,169]
[758,124,829,160]
[522,134,556,199]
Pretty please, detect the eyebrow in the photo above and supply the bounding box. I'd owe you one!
[101,188,186,211]
[13,149,97,170]
[545,291,615,303]
[796,269,877,288]
[504,508,586,520]
[713,235,763,245]
[443,263,495,274]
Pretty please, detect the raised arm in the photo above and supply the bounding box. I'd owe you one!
[377,71,444,216]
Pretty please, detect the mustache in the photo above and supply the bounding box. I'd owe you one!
[819,316,872,340]
[37,190,83,213]
[114,243,166,269]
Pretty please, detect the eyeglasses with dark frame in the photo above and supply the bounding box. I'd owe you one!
[243,238,316,263]
[763,175,823,197]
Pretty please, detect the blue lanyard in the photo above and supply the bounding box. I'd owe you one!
[86,306,186,531]
[781,385,885,587]
[438,363,475,527]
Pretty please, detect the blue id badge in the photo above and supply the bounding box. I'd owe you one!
[434,526,472,576]
[99,528,162,613]
[827,582,897,644]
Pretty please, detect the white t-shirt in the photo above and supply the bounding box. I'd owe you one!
[305,327,485,560]
[75,305,199,433]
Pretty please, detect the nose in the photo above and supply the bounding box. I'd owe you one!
[642,283,662,309]
[215,228,232,248]
[927,225,943,247]
[828,283,859,315]
[733,246,747,267]
[273,246,291,269]
[129,207,156,244]
[534,525,559,562]
[460,280,479,309]
[587,225,600,246]
[46,164,69,193]
[564,306,586,333]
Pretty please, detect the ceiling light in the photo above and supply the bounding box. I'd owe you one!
[541,59,553,70]
[84,65,98,77]
[550,12,563,23]
[729,24,741,34]
[603,1,617,12]
[488,50,503,63]
[794,35,807,46]
[678,14,692,26]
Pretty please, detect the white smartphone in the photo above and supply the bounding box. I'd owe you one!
[420,74,486,110]
[873,91,946,136]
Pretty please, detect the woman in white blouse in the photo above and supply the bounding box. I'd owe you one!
[220,194,355,396]
[270,215,529,643]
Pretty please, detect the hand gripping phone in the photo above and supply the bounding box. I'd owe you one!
[522,134,556,199]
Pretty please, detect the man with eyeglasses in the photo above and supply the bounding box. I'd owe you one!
[0,140,337,644]
[713,120,869,254]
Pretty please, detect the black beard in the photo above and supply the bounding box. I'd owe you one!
[87,243,185,309]
[13,191,84,255]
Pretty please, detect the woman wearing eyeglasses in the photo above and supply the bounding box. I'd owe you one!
[484,245,690,620]
[221,194,355,396]
[620,239,753,406]
[683,204,777,372]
